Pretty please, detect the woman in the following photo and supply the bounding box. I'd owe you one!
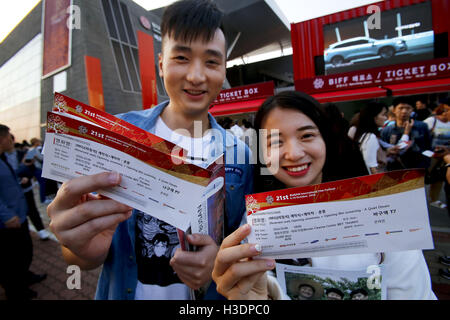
[352,102,389,174]
[212,91,436,300]
[423,103,450,209]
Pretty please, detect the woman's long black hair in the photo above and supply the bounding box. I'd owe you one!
[353,102,387,143]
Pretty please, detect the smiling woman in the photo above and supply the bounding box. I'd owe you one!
[212,91,437,301]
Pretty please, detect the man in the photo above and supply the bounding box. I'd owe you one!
[381,97,432,171]
[325,288,344,300]
[47,0,252,300]
[5,135,51,240]
[0,125,45,300]
[350,288,369,300]
[230,120,244,139]
[415,98,432,121]
[297,284,315,300]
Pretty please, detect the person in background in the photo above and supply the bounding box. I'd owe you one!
[229,120,244,139]
[23,138,48,204]
[438,150,450,280]
[423,103,450,209]
[0,125,46,300]
[4,135,51,240]
[325,288,344,300]
[350,288,369,300]
[352,102,410,175]
[415,98,433,121]
[382,108,396,129]
[241,119,257,150]
[380,97,432,171]
[322,103,367,180]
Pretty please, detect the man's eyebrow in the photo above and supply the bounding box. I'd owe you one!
[266,126,318,139]
[173,45,191,53]
[172,45,224,60]
[206,49,224,60]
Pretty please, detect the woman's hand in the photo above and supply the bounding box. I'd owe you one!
[212,224,276,300]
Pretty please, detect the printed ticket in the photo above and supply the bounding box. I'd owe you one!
[42,112,221,231]
[246,170,434,259]
[52,92,186,157]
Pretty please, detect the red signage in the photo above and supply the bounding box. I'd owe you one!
[137,31,158,109]
[213,81,274,105]
[295,57,450,94]
[42,0,72,78]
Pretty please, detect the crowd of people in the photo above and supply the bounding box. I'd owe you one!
[1,0,449,301]
[0,127,50,300]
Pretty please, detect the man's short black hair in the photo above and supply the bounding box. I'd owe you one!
[350,288,368,298]
[392,96,412,108]
[151,233,170,245]
[0,124,10,137]
[326,288,344,298]
[161,0,225,45]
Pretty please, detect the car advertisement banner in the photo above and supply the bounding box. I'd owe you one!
[322,1,434,76]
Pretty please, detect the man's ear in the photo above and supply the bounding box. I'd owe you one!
[158,52,164,78]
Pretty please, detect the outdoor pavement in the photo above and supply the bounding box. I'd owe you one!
[0,184,449,300]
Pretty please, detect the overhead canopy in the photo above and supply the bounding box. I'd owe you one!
[213,0,291,60]
[311,87,388,103]
[384,78,450,96]
[209,98,266,116]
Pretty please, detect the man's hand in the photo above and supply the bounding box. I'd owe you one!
[5,215,21,229]
[404,119,414,136]
[20,177,29,185]
[47,172,133,268]
[170,234,218,290]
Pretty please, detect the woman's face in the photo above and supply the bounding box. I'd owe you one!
[374,108,387,127]
[262,107,326,188]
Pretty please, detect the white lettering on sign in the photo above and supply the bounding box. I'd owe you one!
[219,87,260,100]
[386,66,426,78]
[329,76,349,86]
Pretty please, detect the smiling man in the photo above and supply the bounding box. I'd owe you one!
[47,0,253,300]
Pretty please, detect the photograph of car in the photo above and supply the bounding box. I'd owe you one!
[324,36,408,66]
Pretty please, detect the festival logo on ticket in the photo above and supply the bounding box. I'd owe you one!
[246,170,433,259]
[53,92,186,157]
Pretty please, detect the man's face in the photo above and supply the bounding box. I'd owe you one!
[394,103,413,122]
[298,285,314,299]
[352,292,368,300]
[0,132,13,153]
[416,101,426,110]
[327,292,343,300]
[159,29,226,118]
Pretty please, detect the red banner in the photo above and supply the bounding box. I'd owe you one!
[137,31,158,109]
[42,0,72,78]
[295,57,450,94]
[246,169,424,214]
[213,81,274,105]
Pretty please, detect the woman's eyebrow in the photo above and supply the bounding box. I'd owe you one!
[266,125,318,139]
